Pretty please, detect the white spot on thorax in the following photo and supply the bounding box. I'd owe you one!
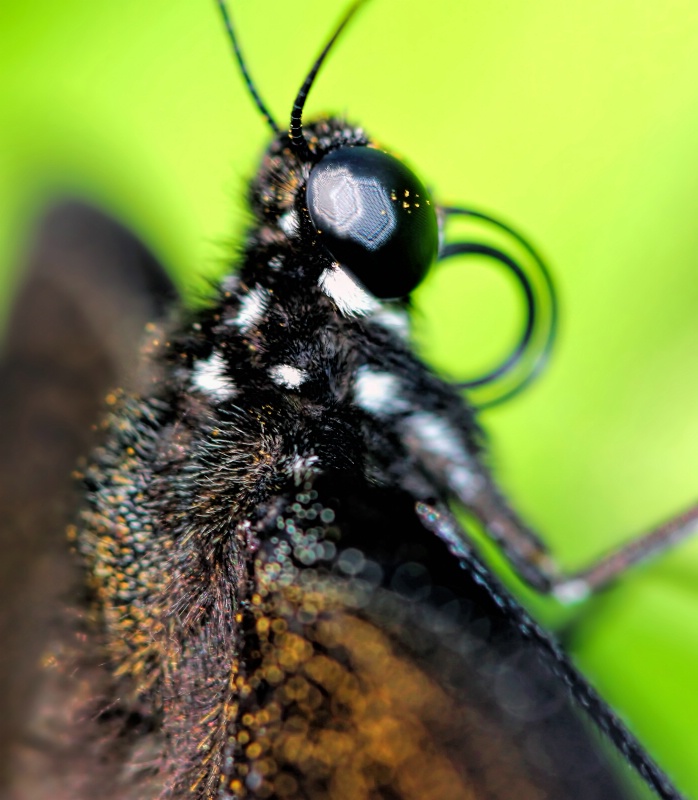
[402,411,482,498]
[227,285,270,333]
[269,364,308,389]
[192,351,236,401]
[278,209,299,237]
[404,412,464,462]
[318,264,380,318]
[353,366,410,415]
[369,308,410,339]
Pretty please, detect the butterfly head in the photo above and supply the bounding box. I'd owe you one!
[218,0,439,301]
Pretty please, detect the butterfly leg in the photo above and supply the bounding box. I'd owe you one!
[549,501,698,602]
[462,478,698,603]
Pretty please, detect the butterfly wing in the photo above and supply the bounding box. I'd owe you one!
[0,200,176,794]
[216,476,635,800]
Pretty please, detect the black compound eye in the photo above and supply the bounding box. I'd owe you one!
[306,146,439,299]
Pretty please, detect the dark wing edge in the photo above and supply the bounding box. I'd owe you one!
[418,502,681,800]
[0,200,177,791]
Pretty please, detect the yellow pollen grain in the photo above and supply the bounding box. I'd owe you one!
[274,773,298,793]
[256,709,271,726]
[271,618,288,634]
[265,665,284,684]
[256,758,277,777]
[256,617,270,635]
[246,742,263,760]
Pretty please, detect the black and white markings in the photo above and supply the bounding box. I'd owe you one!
[191,351,236,401]
[402,411,483,500]
[318,263,380,318]
[277,208,299,238]
[369,307,410,339]
[268,364,308,389]
[227,284,270,332]
[352,366,410,416]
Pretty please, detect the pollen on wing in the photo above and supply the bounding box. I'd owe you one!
[318,264,380,318]
[191,351,236,401]
[353,366,411,415]
[228,285,270,333]
[268,364,308,390]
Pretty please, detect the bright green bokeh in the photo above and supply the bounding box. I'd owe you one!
[2,1,698,795]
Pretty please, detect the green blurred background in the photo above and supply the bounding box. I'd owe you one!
[2,0,698,795]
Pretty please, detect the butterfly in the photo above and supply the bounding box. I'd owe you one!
[1,1,696,800]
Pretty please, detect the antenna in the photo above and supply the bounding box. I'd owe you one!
[214,0,281,134]
[289,0,368,158]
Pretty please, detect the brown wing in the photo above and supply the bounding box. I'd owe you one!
[0,200,176,794]
[204,480,635,800]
